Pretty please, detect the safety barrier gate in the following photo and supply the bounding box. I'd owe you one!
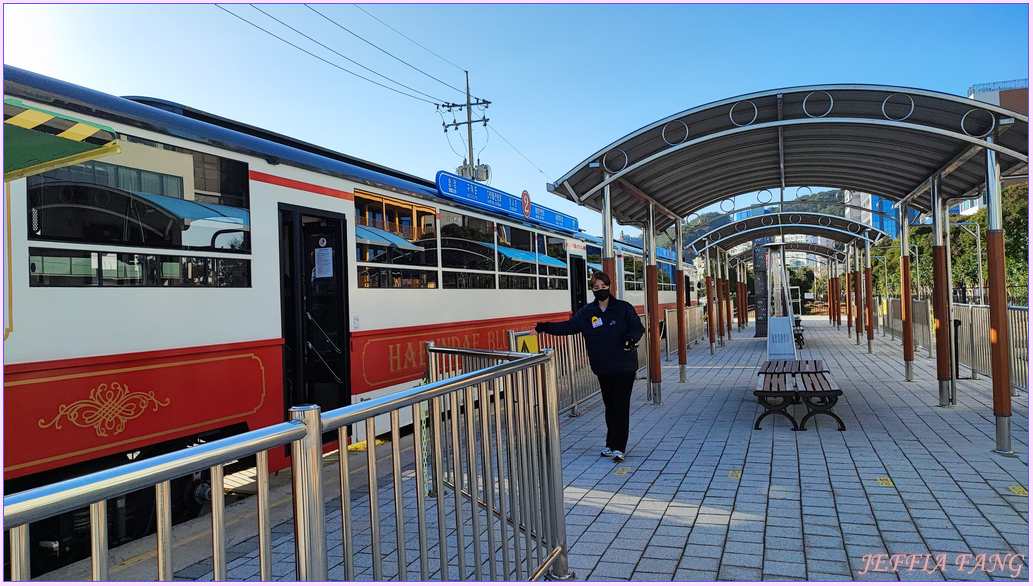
[4,348,572,581]
[884,299,1028,392]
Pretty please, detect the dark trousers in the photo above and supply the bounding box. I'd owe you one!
[597,371,636,452]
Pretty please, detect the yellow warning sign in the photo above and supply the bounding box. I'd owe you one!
[614,467,630,475]
[1009,486,1028,497]
[729,470,742,479]
[516,333,540,354]
[875,477,894,487]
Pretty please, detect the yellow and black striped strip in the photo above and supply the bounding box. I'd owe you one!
[4,98,120,182]
[4,99,117,146]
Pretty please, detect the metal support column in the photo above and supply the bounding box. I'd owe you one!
[855,244,864,345]
[645,203,662,404]
[985,139,1013,455]
[705,243,716,355]
[291,404,328,581]
[845,244,853,336]
[724,251,733,340]
[675,221,687,382]
[865,241,875,353]
[931,176,952,406]
[900,204,915,381]
[716,248,725,347]
[601,171,616,285]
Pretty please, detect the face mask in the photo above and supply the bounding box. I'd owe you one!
[592,289,610,302]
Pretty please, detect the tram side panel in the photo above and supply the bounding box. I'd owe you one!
[3,133,295,485]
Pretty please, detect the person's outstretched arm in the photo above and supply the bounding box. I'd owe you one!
[536,307,586,336]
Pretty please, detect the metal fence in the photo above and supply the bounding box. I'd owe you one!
[664,305,707,358]
[952,304,1029,392]
[5,348,571,582]
[884,299,1029,392]
[505,332,598,418]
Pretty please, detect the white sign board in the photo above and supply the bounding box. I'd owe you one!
[314,247,333,279]
[767,317,798,361]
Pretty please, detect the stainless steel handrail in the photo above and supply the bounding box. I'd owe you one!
[321,353,549,431]
[4,422,306,529]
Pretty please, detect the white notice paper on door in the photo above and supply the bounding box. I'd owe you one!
[314,247,333,278]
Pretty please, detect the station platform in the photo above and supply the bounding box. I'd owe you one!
[42,315,1028,582]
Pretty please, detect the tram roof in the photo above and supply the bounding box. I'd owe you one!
[547,84,1028,232]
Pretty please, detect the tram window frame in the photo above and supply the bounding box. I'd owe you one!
[623,254,644,291]
[28,247,250,287]
[497,223,538,289]
[442,270,496,289]
[439,212,496,272]
[353,192,438,270]
[658,261,676,291]
[356,266,438,289]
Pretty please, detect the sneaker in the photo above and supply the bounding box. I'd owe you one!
[612,450,625,463]
[600,447,613,457]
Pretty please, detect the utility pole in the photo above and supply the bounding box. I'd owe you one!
[440,71,490,180]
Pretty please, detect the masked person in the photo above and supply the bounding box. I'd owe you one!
[535,271,644,462]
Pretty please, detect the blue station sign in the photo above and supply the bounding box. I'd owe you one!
[435,171,578,233]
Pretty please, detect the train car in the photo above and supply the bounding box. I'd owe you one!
[2,65,591,572]
[3,65,694,573]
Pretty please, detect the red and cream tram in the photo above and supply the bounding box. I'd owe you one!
[3,65,692,571]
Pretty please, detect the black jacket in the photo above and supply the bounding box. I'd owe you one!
[542,295,644,375]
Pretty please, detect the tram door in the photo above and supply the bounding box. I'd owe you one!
[279,206,350,419]
[570,256,587,312]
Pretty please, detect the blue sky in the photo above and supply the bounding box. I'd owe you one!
[3,2,1029,237]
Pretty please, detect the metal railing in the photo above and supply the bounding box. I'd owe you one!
[664,305,707,358]
[5,348,571,581]
[506,331,597,417]
[4,416,309,581]
[884,299,1029,392]
[952,304,1029,392]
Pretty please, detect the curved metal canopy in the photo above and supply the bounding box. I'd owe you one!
[730,242,846,265]
[547,84,1028,232]
[687,211,889,254]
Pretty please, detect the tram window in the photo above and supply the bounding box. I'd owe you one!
[26,181,250,253]
[658,261,675,291]
[29,160,184,200]
[624,255,644,291]
[215,258,250,287]
[442,271,495,289]
[500,275,536,290]
[28,248,249,287]
[539,277,567,290]
[28,249,98,286]
[440,213,495,271]
[356,266,437,289]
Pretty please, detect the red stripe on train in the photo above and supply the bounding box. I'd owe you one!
[250,170,354,200]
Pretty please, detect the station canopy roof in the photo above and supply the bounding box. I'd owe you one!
[547,84,1028,233]
[686,211,890,254]
[730,242,846,264]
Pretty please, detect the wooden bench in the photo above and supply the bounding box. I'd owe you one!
[753,360,845,431]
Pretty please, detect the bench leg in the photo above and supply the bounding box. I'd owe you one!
[798,395,846,431]
[754,409,799,431]
[798,410,846,431]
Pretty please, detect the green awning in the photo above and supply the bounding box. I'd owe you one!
[4,98,120,182]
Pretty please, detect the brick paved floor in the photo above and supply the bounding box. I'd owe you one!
[560,315,1028,581]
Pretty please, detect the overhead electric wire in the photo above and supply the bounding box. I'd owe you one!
[247,4,448,104]
[306,4,471,101]
[353,4,466,73]
[486,123,554,182]
[214,4,441,106]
